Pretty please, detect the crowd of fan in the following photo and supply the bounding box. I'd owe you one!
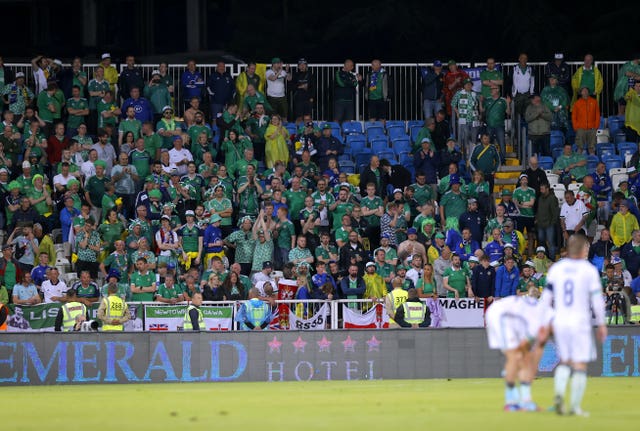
[0,52,639,324]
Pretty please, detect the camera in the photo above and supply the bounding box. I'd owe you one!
[79,320,99,331]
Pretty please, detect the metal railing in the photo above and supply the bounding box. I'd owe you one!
[5,60,625,121]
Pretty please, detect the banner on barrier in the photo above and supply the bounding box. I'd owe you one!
[6,303,100,332]
[343,304,389,329]
[289,303,329,330]
[144,305,233,331]
[438,298,485,328]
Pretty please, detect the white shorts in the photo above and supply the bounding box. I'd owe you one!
[552,323,596,363]
[486,312,527,351]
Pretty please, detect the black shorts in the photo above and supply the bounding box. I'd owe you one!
[517,216,535,234]
[368,99,387,120]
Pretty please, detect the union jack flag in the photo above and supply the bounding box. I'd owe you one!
[149,323,169,331]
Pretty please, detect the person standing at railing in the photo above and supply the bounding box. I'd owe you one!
[98,282,131,331]
[385,276,408,328]
[2,72,33,120]
[544,53,572,97]
[571,87,600,155]
[623,81,640,143]
[443,60,469,118]
[0,56,15,113]
[266,58,290,122]
[99,53,119,97]
[525,95,552,158]
[207,61,236,120]
[571,54,603,108]
[541,75,570,135]
[236,62,263,110]
[419,60,444,120]
[614,57,640,116]
[451,78,479,159]
[394,288,430,328]
[511,53,534,117]
[180,60,205,115]
[118,55,144,103]
[290,58,315,125]
[365,59,390,123]
[333,59,362,124]
[235,287,272,331]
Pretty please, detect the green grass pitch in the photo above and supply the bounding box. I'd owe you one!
[5,378,638,430]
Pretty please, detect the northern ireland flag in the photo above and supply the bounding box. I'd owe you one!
[342,304,389,329]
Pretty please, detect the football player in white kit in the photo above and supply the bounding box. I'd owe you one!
[486,287,552,411]
[542,234,607,416]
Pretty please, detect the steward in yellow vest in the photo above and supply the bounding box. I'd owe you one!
[395,288,431,328]
[385,277,409,327]
[98,282,131,331]
[183,292,205,330]
[54,288,88,331]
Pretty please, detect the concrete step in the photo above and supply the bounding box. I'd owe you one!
[498,164,524,172]
[494,178,519,186]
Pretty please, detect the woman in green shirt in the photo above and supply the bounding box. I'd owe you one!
[416,263,438,299]
[98,209,125,254]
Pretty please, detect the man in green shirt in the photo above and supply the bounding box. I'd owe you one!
[37,83,63,128]
[439,174,467,221]
[470,132,501,191]
[130,257,157,302]
[178,210,203,269]
[442,254,471,298]
[129,138,152,184]
[479,58,504,99]
[374,248,395,287]
[512,174,537,256]
[206,184,234,236]
[332,188,355,232]
[553,143,588,182]
[119,106,142,145]
[274,207,296,269]
[96,90,120,129]
[224,216,256,275]
[411,172,434,207]
[541,75,569,131]
[66,85,89,135]
[481,85,509,159]
[237,165,263,219]
[155,274,185,303]
[315,231,339,264]
[283,177,307,231]
[85,160,111,222]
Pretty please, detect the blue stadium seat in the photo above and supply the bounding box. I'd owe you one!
[387,126,408,140]
[599,117,606,129]
[346,134,366,147]
[410,125,423,143]
[406,120,423,130]
[587,155,600,172]
[385,120,406,131]
[608,115,624,134]
[340,160,356,174]
[538,156,554,170]
[378,150,396,163]
[366,126,386,142]
[550,134,565,150]
[602,154,623,171]
[365,121,384,130]
[342,121,363,135]
[617,142,636,158]
[551,146,563,160]
[355,151,373,168]
[404,164,415,180]
[371,139,390,154]
[338,154,352,163]
[284,123,297,137]
[597,144,615,158]
[345,139,366,155]
[397,151,413,165]
[614,131,627,144]
[321,121,340,129]
[331,128,342,140]
[391,137,412,155]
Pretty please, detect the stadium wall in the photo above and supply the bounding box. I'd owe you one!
[0,328,638,386]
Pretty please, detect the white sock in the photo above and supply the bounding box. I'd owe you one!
[569,371,587,412]
[554,364,571,398]
[520,382,532,403]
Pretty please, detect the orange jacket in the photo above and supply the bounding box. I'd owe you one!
[571,96,600,130]
[0,303,8,331]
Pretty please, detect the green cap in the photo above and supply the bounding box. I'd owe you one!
[67,178,80,187]
[210,214,222,224]
[271,57,282,64]
[73,217,85,227]
[447,60,456,65]
[32,174,44,184]
[149,189,162,199]
[435,232,445,239]
[7,181,20,191]
[322,123,332,130]
[463,78,472,85]
[145,175,155,183]
[94,160,107,168]
[501,188,512,196]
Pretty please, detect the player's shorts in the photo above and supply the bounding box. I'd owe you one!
[552,323,596,363]
[486,311,527,351]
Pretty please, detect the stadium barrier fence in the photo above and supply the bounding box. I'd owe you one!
[5,60,625,120]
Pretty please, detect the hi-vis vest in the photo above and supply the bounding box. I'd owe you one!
[630,305,640,324]
[402,301,427,325]
[387,289,408,324]
[101,295,126,331]
[183,305,204,330]
[61,301,87,331]
[243,299,269,329]
[0,303,8,331]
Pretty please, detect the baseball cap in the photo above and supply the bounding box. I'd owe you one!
[107,269,121,281]
[407,227,418,235]
[536,246,546,253]
[149,189,162,199]
[101,53,111,59]
[185,210,195,217]
[503,218,514,227]
[501,189,512,196]
[167,262,176,270]
[448,60,456,65]
[433,60,442,67]
[611,256,622,265]
[449,174,460,185]
[322,123,332,129]
[469,256,480,264]
[271,57,282,64]
[161,215,171,222]
[463,78,473,85]
[2,243,13,250]
[421,137,431,143]
[262,261,273,269]
[549,74,558,80]
[381,233,391,239]
[298,58,307,65]
[15,72,25,78]
[519,173,528,180]
[145,175,155,183]
[365,262,376,269]
[94,160,107,168]
[210,214,222,224]
[53,59,63,67]
[524,260,536,268]
[503,243,514,249]
[173,135,182,142]
[554,53,564,60]
[435,232,445,239]
[619,200,629,207]
[151,70,161,76]
[490,260,500,268]
[467,198,477,204]
[393,188,403,194]
[22,161,31,169]
[162,105,173,113]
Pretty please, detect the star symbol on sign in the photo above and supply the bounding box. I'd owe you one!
[268,336,282,354]
[366,336,381,352]
[292,336,307,353]
[316,336,332,353]
[341,335,357,352]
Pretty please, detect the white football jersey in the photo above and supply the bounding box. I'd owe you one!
[487,295,552,341]
[543,258,605,327]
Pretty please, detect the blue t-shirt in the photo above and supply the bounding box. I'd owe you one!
[31,265,51,287]
[13,283,38,300]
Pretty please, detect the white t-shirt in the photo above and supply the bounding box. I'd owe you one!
[41,279,68,304]
[560,199,589,231]
[53,173,73,188]
[168,148,193,175]
[542,257,605,327]
[81,160,96,183]
[265,69,287,97]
